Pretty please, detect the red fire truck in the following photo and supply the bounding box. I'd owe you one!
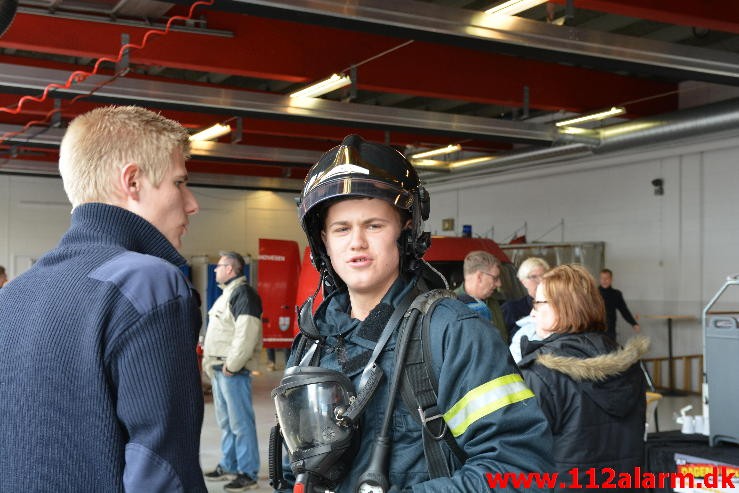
[257,236,524,349]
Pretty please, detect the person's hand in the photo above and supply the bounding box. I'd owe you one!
[633,324,641,332]
[223,366,235,376]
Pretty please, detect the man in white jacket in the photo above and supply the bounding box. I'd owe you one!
[202,251,263,492]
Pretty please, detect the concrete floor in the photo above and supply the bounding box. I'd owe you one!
[199,350,702,493]
[200,351,286,493]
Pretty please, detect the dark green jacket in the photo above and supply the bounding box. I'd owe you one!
[453,283,507,342]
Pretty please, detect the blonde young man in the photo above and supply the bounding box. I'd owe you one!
[0,106,205,492]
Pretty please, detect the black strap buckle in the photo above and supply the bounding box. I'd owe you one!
[418,406,448,440]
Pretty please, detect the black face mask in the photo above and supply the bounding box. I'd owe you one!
[272,366,358,489]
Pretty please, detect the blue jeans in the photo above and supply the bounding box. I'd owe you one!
[211,369,260,478]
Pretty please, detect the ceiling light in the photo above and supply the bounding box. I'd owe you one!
[448,155,497,168]
[485,0,547,16]
[290,74,352,98]
[411,159,446,167]
[189,123,231,142]
[555,107,626,127]
[410,144,462,160]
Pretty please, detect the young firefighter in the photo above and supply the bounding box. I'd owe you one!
[271,135,553,492]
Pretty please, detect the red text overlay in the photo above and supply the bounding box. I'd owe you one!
[485,466,737,489]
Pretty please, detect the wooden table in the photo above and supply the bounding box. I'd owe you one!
[644,314,697,395]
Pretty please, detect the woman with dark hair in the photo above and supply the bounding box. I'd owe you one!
[518,264,649,490]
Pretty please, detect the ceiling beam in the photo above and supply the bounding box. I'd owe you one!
[0,63,560,145]
[0,122,320,164]
[0,157,305,192]
[0,10,677,115]
[548,0,739,36]
[0,81,512,153]
[214,0,739,85]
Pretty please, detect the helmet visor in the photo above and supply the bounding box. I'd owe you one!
[298,177,414,223]
[273,381,354,453]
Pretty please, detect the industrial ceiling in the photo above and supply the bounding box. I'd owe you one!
[0,0,738,191]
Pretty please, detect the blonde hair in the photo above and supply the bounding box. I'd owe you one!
[59,106,190,208]
[541,264,606,334]
[463,250,500,276]
[517,256,550,280]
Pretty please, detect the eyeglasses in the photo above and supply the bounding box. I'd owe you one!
[532,300,548,310]
[215,263,229,269]
[480,271,500,282]
[526,274,542,282]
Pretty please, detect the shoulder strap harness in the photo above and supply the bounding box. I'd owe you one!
[396,289,469,479]
[289,288,468,480]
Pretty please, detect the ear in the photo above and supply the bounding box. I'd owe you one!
[119,162,141,201]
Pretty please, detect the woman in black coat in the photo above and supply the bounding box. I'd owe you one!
[518,264,648,491]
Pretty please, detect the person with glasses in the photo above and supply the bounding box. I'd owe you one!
[502,257,550,343]
[202,251,263,491]
[453,250,507,339]
[518,264,649,491]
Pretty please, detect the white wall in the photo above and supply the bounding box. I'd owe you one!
[3,129,739,366]
[183,186,306,261]
[0,176,307,279]
[425,129,739,362]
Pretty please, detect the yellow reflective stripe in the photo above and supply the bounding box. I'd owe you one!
[443,374,534,437]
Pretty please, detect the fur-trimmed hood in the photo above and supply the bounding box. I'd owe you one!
[536,335,649,381]
[520,332,650,418]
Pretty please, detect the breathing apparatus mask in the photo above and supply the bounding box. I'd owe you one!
[271,366,358,490]
[269,300,395,492]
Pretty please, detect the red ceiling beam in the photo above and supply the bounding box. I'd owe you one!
[0,148,308,180]
[0,87,512,153]
[0,11,676,116]
[551,0,739,35]
[187,160,308,180]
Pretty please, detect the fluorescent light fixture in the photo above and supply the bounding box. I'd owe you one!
[411,159,446,167]
[290,74,352,98]
[558,126,593,135]
[449,155,497,168]
[410,144,462,160]
[555,107,626,127]
[189,123,231,142]
[485,0,547,16]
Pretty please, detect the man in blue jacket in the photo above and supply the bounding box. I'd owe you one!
[0,106,206,492]
[272,135,553,492]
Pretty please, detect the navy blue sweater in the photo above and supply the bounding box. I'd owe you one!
[0,203,206,492]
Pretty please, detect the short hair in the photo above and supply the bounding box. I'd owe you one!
[219,251,246,276]
[59,105,190,208]
[463,250,500,276]
[517,257,550,280]
[0,265,5,277]
[540,264,606,334]
[600,268,613,276]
